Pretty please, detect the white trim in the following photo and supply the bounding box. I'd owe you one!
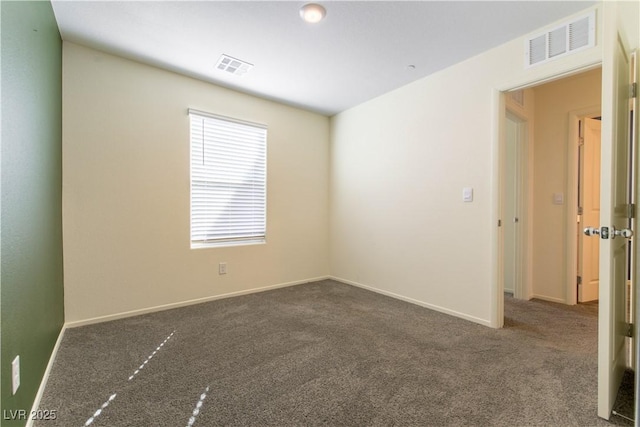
[190,239,266,250]
[330,276,492,328]
[491,89,505,328]
[65,276,330,328]
[26,326,67,427]
[498,61,601,93]
[531,294,567,304]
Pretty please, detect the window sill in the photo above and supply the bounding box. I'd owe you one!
[190,239,266,250]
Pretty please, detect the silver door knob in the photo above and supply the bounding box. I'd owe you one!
[612,226,633,239]
[584,227,600,236]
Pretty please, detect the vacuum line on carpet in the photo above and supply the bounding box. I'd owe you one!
[83,331,175,426]
[186,386,210,427]
[84,393,116,426]
[128,330,175,381]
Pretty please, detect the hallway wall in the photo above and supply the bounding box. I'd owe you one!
[532,68,602,302]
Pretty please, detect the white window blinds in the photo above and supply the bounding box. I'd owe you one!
[189,109,267,247]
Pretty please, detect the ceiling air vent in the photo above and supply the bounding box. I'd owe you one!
[216,54,253,76]
[525,11,595,68]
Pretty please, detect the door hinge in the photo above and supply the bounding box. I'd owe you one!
[625,322,634,338]
[631,82,637,99]
[578,120,584,139]
[627,204,636,219]
[498,219,502,227]
[577,276,582,285]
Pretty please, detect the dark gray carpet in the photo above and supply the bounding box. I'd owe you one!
[612,369,635,424]
[35,280,627,426]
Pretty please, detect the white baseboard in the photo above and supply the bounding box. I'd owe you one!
[26,325,67,427]
[65,276,331,328]
[531,294,567,304]
[330,276,492,327]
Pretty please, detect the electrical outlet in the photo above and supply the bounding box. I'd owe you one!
[219,262,227,275]
[12,355,20,395]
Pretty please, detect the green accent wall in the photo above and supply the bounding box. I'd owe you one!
[1,1,64,426]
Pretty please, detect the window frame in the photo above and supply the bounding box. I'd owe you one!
[188,109,267,249]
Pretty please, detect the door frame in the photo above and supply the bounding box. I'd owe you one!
[491,1,637,420]
[503,108,532,301]
[566,106,602,306]
[491,64,602,328]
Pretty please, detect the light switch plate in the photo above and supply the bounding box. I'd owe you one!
[463,187,473,202]
[553,193,564,205]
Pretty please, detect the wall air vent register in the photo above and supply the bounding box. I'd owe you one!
[525,11,596,68]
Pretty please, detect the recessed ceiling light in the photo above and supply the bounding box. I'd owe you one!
[300,3,326,24]
[406,65,416,71]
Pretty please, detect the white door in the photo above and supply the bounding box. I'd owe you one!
[579,118,602,302]
[596,27,636,418]
[504,115,520,294]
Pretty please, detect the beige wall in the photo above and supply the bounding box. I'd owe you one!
[330,5,603,326]
[63,43,330,324]
[62,2,638,328]
[531,68,602,303]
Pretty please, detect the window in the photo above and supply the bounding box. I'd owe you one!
[189,109,267,248]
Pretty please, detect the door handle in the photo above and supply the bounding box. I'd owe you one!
[612,226,633,239]
[584,226,600,236]
[584,226,633,239]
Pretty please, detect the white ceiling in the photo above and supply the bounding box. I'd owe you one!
[51,1,596,116]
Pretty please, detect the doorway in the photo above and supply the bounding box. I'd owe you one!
[577,116,602,303]
[492,7,638,418]
[499,68,603,311]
